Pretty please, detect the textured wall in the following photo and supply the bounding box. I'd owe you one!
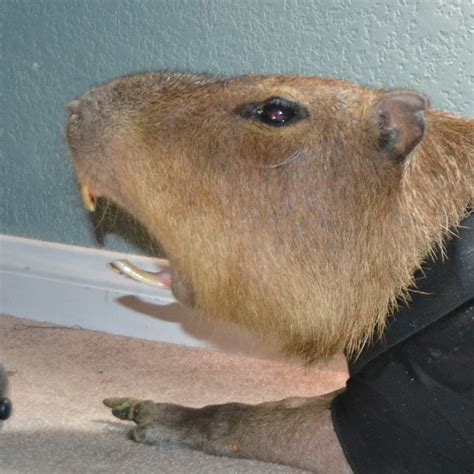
[1,0,473,254]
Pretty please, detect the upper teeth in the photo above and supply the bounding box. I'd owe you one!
[80,184,96,212]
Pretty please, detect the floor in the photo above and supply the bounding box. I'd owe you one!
[0,314,347,473]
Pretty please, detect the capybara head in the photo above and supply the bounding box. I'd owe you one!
[66,73,473,361]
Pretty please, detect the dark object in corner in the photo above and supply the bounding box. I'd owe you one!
[0,364,12,421]
[332,212,474,473]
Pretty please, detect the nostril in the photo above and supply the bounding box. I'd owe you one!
[67,99,81,114]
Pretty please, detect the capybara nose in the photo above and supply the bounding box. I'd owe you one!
[67,99,81,115]
[65,92,108,155]
[66,96,96,124]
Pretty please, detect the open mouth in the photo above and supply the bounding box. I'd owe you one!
[79,183,173,290]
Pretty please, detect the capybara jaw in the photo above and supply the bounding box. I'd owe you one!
[65,72,474,361]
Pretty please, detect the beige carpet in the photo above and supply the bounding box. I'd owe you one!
[0,314,347,473]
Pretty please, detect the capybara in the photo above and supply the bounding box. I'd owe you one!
[66,73,473,473]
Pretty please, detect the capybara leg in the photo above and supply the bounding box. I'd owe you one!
[104,393,351,473]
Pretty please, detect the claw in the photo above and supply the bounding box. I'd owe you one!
[104,397,140,420]
[104,398,158,423]
[107,259,171,289]
[103,397,139,409]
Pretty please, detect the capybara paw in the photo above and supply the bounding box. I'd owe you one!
[105,397,202,448]
[104,397,159,423]
[128,421,186,447]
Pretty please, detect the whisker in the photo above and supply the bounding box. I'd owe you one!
[253,149,303,169]
[94,197,111,231]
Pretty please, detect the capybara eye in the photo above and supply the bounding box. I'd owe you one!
[236,97,309,127]
[259,99,298,125]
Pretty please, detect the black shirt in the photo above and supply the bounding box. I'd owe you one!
[332,213,474,474]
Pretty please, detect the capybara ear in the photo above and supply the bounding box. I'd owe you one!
[377,90,429,162]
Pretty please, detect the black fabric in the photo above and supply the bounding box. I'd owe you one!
[332,213,474,474]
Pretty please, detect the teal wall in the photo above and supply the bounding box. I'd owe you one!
[1,0,473,255]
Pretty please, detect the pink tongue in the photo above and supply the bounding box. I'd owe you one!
[154,270,172,288]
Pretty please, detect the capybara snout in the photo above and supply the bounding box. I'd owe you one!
[66,73,473,361]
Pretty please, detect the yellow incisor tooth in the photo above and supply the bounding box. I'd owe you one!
[80,184,96,212]
[107,259,169,289]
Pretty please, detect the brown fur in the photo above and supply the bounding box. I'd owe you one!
[66,73,473,472]
[66,73,473,363]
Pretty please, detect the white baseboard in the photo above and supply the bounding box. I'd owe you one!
[0,235,267,357]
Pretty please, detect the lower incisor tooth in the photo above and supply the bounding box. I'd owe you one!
[107,260,170,289]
